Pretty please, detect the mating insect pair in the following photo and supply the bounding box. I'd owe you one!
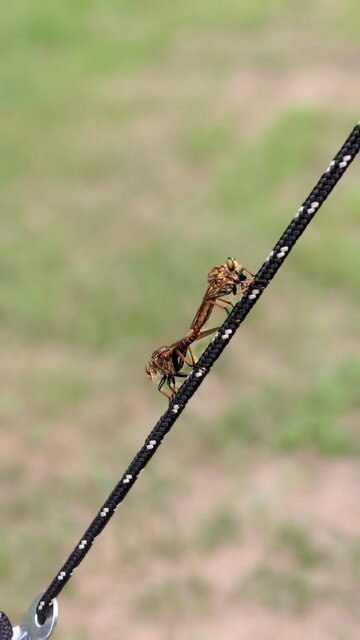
[146,258,253,400]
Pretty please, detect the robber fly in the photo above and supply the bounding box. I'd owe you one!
[189,257,253,334]
[145,326,218,400]
[146,257,253,400]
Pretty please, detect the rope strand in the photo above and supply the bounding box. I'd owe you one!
[37,122,360,624]
[0,612,13,640]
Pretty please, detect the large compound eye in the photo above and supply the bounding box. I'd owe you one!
[227,257,235,271]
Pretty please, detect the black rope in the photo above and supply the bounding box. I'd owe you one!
[37,122,360,624]
[0,612,13,640]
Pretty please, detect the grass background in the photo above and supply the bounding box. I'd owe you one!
[0,2,359,638]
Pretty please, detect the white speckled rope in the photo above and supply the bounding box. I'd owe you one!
[0,612,13,640]
[36,122,360,625]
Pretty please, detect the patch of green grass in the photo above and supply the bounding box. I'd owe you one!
[136,575,212,619]
[204,400,259,452]
[0,511,78,604]
[276,524,326,567]
[131,468,181,514]
[197,509,240,550]
[349,541,360,579]
[0,530,12,580]
[242,565,317,613]
[209,109,325,222]
[26,423,49,446]
[22,368,93,417]
[0,228,70,340]
[328,0,360,41]
[0,461,24,485]
[0,551,11,581]
[0,390,21,416]
[292,213,360,298]
[0,223,206,349]
[2,0,311,139]
[73,634,88,640]
[179,119,233,163]
[197,357,359,458]
[150,533,186,560]
[89,458,115,492]
[273,358,360,455]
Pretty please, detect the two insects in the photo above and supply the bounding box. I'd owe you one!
[146,258,253,400]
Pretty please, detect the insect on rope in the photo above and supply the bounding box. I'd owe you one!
[1,122,359,638]
[145,258,254,400]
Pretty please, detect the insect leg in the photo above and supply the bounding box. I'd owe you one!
[169,378,177,396]
[216,297,234,314]
[175,349,195,368]
[188,346,197,366]
[238,282,253,295]
[160,388,172,400]
[194,326,220,339]
[217,297,234,307]
[158,376,173,401]
[208,299,232,315]
[158,376,166,391]
[244,268,254,277]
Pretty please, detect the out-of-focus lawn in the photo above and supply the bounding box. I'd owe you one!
[0,2,359,639]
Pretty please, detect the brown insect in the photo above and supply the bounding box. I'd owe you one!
[145,327,218,400]
[146,257,253,399]
[189,257,254,333]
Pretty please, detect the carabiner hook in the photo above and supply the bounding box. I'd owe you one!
[9,594,58,640]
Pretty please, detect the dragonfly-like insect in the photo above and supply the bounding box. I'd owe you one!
[146,257,253,399]
[189,257,254,334]
[145,327,218,400]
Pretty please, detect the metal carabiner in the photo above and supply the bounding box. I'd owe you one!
[11,594,58,640]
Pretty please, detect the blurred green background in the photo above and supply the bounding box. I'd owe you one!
[0,2,359,638]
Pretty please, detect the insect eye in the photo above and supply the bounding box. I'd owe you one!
[227,257,235,271]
